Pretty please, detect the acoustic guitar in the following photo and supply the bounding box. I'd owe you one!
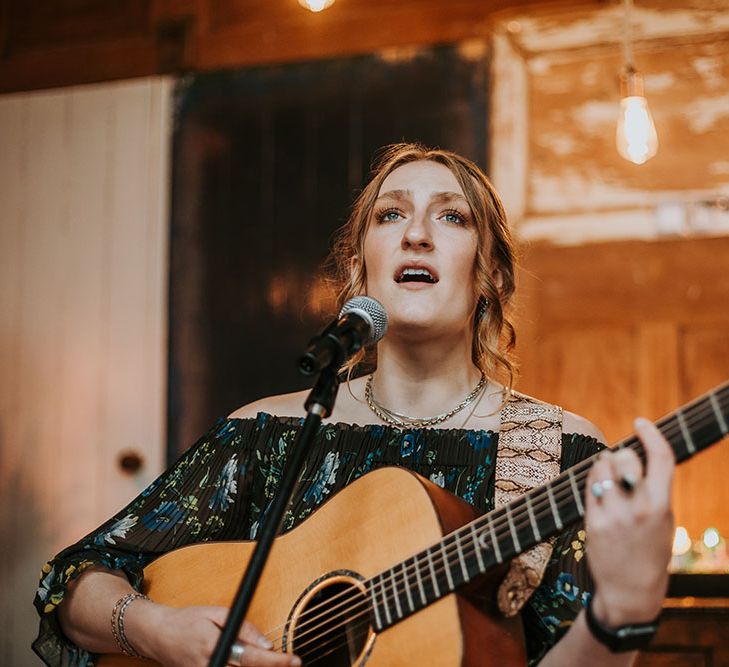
[98,381,729,667]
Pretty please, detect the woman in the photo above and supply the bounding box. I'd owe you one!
[33,144,675,667]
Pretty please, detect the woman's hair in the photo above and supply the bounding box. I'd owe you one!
[328,142,517,388]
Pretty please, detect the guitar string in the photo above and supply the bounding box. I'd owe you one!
[263,394,727,654]
[286,404,724,664]
[270,397,726,658]
[261,391,728,655]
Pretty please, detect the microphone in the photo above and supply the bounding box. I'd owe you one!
[298,296,388,375]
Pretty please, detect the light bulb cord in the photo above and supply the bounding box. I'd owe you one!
[622,0,634,71]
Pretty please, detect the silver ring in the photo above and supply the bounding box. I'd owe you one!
[590,479,615,499]
[229,642,246,665]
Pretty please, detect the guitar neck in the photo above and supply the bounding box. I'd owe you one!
[367,380,729,632]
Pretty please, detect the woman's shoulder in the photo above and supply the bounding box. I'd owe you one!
[511,388,607,443]
[562,409,607,443]
[228,377,371,424]
[228,390,311,420]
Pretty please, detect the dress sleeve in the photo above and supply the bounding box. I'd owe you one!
[32,417,260,667]
[522,432,605,666]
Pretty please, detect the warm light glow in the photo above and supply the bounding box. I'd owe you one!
[703,527,721,550]
[298,0,335,11]
[616,95,658,165]
[672,526,691,556]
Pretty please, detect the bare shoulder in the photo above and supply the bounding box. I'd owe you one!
[562,409,607,444]
[228,390,310,420]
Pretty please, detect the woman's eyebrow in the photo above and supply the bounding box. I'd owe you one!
[375,190,467,203]
[431,191,468,204]
[376,189,411,201]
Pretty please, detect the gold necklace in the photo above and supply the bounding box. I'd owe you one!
[364,373,487,428]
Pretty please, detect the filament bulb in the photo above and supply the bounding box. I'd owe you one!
[616,69,658,165]
[298,0,335,11]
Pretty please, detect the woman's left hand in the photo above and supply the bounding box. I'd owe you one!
[585,417,675,627]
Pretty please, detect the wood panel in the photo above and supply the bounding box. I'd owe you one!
[636,600,729,667]
[514,236,729,541]
[0,77,171,666]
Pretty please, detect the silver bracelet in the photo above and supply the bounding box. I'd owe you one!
[111,592,149,658]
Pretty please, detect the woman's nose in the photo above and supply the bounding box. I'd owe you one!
[401,214,433,250]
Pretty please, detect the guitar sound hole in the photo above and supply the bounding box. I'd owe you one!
[291,581,372,666]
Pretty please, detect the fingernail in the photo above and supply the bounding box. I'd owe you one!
[635,417,650,429]
[258,637,273,649]
[291,657,302,667]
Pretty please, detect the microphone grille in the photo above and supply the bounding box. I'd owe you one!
[339,296,388,344]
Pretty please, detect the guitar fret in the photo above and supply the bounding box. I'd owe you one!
[505,505,521,553]
[546,483,563,530]
[525,494,541,542]
[568,469,584,517]
[414,553,427,605]
[390,569,403,619]
[380,574,392,626]
[676,410,696,454]
[470,522,486,573]
[478,519,504,564]
[488,517,503,563]
[710,391,729,435]
[426,548,441,598]
[369,577,383,630]
[455,531,469,580]
[401,561,415,612]
[440,542,454,590]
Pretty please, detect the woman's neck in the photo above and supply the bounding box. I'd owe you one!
[369,336,483,419]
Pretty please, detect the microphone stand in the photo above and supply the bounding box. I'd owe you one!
[208,355,342,667]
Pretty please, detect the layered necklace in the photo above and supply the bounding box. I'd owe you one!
[364,373,487,428]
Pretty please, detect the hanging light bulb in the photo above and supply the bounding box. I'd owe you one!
[616,67,659,165]
[616,0,658,165]
[298,0,335,11]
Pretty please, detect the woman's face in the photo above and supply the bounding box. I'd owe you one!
[362,160,480,340]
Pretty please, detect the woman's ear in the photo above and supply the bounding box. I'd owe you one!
[491,267,504,292]
[350,255,360,280]
[350,255,367,295]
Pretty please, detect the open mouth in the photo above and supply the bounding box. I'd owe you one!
[395,267,438,284]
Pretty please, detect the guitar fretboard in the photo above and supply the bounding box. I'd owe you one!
[366,381,729,632]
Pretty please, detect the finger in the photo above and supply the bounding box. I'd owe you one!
[606,447,643,494]
[238,620,274,650]
[635,417,675,504]
[238,644,301,667]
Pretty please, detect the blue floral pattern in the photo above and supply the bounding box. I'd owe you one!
[33,416,602,667]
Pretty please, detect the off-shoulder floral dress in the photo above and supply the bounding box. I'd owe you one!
[33,414,603,666]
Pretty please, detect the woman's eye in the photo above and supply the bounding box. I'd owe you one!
[442,210,467,225]
[377,209,402,223]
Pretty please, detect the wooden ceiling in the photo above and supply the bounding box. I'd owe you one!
[3,0,727,95]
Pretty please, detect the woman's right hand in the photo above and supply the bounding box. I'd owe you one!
[129,601,301,667]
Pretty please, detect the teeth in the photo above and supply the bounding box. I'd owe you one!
[398,267,437,283]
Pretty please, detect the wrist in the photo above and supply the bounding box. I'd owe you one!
[586,594,661,653]
[121,597,169,661]
[591,591,663,628]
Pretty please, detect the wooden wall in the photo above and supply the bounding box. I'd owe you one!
[0,77,171,666]
[515,237,729,539]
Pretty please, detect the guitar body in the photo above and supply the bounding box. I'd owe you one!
[98,467,526,667]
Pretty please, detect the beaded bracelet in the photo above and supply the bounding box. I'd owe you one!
[111,592,149,658]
